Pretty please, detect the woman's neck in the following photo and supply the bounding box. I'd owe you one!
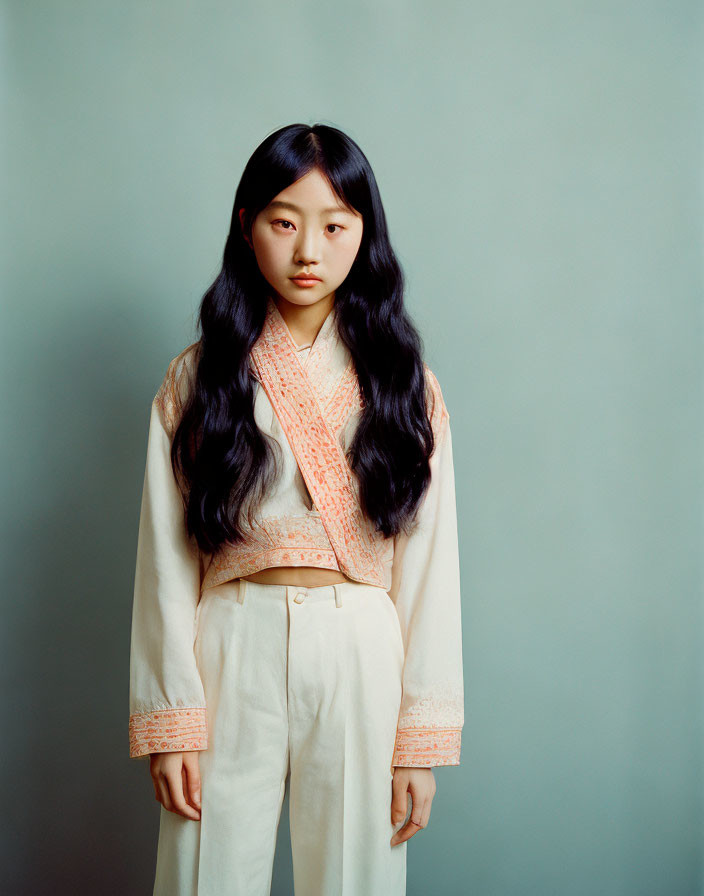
[271,293,335,349]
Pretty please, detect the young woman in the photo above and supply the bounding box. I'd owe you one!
[128,122,464,896]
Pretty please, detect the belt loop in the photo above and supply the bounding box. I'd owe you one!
[333,583,342,608]
[237,578,247,604]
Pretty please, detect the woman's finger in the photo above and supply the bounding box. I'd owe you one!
[164,764,201,820]
[155,772,173,812]
[418,792,433,830]
[182,752,202,810]
[150,767,161,803]
[391,791,431,845]
[390,776,409,826]
[390,814,423,845]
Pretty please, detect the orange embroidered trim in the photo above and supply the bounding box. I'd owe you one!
[397,682,464,729]
[201,512,343,591]
[128,707,208,759]
[391,727,462,767]
[423,365,450,449]
[325,357,364,431]
[153,343,200,439]
[250,298,385,587]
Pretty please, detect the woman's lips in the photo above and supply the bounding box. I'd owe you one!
[291,276,322,287]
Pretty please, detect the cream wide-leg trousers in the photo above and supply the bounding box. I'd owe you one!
[152,577,408,896]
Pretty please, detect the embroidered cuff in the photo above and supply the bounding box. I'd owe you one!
[129,707,208,759]
[391,726,462,768]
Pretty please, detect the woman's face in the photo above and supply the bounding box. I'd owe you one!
[241,167,364,310]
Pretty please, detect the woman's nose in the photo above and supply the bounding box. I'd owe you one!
[294,230,322,263]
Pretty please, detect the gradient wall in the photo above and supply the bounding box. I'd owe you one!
[2,2,701,893]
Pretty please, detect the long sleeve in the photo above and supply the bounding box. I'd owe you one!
[388,373,464,767]
[128,350,208,759]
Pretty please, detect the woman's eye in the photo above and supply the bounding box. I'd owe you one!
[272,220,343,233]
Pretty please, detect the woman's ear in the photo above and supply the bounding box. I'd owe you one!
[238,208,253,249]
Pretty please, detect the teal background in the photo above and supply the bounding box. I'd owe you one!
[2,2,701,894]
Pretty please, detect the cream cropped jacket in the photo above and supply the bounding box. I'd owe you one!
[129,297,464,767]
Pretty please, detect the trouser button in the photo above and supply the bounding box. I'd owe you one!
[293,592,305,604]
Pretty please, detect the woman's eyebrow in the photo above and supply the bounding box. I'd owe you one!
[267,200,356,216]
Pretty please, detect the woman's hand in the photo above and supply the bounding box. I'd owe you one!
[149,751,202,820]
[390,766,436,846]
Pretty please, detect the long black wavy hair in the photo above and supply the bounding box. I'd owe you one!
[171,122,438,555]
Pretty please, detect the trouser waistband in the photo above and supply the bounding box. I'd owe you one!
[236,578,382,608]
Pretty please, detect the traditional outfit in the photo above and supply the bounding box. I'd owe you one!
[128,296,464,895]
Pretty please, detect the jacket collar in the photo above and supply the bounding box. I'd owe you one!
[249,295,383,586]
[256,295,351,405]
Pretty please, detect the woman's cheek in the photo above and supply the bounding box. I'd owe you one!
[256,243,286,280]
